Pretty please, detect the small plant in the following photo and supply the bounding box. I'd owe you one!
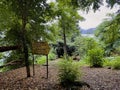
[87,48,104,67]
[58,59,81,87]
[112,56,120,70]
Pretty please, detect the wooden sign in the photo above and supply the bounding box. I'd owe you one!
[32,42,50,55]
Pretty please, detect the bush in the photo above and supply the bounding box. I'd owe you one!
[103,56,120,70]
[48,53,56,60]
[87,48,104,67]
[58,59,81,86]
[112,56,120,70]
[36,56,46,65]
[103,58,112,67]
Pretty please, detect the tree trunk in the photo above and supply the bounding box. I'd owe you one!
[22,35,30,77]
[21,7,31,77]
[19,0,31,77]
[63,28,68,59]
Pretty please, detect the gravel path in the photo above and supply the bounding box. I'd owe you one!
[0,60,120,90]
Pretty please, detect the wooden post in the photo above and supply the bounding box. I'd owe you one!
[46,55,48,79]
[33,54,35,76]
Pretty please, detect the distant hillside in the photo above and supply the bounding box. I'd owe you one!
[80,28,96,34]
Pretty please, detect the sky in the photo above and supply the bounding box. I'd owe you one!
[78,3,119,29]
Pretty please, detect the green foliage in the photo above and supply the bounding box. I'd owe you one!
[58,59,81,86]
[77,0,119,12]
[0,0,57,75]
[112,57,120,70]
[104,56,120,70]
[50,0,84,58]
[48,53,56,60]
[35,49,56,64]
[103,57,114,67]
[36,53,56,65]
[0,53,3,59]
[5,22,22,45]
[36,56,46,65]
[86,48,104,67]
[56,0,120,12]
[77,0,104,12]
[0,1,14,30]
[48,48,56,60]
[95,13,120,56]
[78,59,89,67]
[74,36,98,57]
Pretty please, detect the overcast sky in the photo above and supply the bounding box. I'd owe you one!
[78,3,119,29]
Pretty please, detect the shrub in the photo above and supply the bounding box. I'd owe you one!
[58,59,81,86]
[103,58,112,67]
[87,48,104,67]
[112,56,120,70]
[103,57,115,67]
[103,56,120,70]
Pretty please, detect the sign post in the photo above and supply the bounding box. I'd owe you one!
[46,55,48,79]
[32,42,50,78]
[32,54,35,76]
[32,42,50,55]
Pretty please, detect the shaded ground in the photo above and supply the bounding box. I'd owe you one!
[0,60,120,90]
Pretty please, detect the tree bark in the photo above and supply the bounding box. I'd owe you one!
[63,28,68,59]
[21,19,30,77]
[21,0,30,77]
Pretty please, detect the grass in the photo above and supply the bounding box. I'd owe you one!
[78,59,89,67]
[36,56,46,65]
[36,52,56,65]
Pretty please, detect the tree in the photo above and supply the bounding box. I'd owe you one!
[75,0,120,56]
[0,0,54,77]
[95,13,120,56]
[62,0,120,58]
[50,0,84,59]
[77,0,120,12]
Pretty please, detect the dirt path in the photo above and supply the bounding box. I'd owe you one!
[0,60,120,90]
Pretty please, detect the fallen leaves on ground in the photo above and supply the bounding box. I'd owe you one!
[0,60,120,90]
